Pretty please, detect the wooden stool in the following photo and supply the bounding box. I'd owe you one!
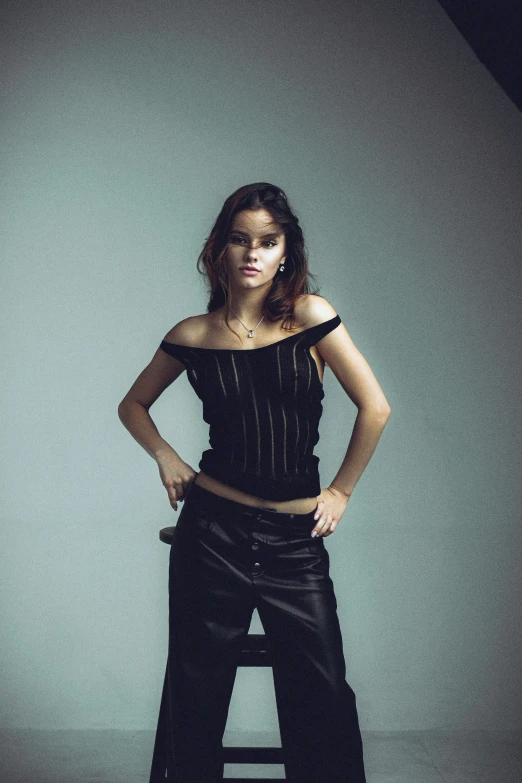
[149,526,286,782]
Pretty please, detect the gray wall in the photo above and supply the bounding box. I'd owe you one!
[1,0,521,731]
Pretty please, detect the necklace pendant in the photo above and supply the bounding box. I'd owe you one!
[247,330,254,338]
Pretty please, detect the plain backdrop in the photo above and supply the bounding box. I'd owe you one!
[1,0,521,732]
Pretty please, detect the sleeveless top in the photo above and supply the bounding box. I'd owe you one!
[159,313,342,501]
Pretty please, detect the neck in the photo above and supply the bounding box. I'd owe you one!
[227,288,267,325]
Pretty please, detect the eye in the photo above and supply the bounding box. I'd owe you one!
[229,235,278,247]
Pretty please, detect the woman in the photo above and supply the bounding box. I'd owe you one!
[118,183,391,782]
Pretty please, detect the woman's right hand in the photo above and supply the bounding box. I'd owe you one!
[155,447,198,510]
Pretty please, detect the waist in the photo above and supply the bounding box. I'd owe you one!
[194,471,318,514]
[186,481,318,528]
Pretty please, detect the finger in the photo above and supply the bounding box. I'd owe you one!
[314,501,325,521]
[168,486,179,510]
[316,512,333,537]
[312,512,327,537]
[175,482,186,502]
[323,520,337,537]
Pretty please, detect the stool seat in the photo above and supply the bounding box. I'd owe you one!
[149,526,286,782]
[159,525,175,545]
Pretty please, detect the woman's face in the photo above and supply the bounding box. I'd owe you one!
[224,208,286,291]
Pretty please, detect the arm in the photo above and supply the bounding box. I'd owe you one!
[302,296,391,536]
[117,320,201,509]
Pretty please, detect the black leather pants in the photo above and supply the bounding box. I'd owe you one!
[155,482,367,782]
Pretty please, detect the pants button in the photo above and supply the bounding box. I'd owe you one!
[252,542,259,550]
[254,562,260,567]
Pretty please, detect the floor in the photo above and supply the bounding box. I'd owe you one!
[0,728,520,782]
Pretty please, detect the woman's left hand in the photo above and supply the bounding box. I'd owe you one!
[312,485,351,537]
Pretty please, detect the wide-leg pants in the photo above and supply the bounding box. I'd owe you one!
[151,482,367,782]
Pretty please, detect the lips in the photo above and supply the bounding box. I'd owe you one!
[240,266,260,272]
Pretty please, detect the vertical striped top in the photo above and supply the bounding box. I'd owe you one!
[159,313,342,501]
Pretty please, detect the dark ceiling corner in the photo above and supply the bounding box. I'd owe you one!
[436,0,522,113]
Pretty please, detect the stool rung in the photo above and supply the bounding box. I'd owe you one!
[224,778,285,782]
[223,778,285,782]
[223,745,284,763]
[238,632,273,666]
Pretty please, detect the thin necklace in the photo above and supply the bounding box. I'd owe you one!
[230,307,265,338]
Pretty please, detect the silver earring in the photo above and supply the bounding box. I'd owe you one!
[279,263,285,272]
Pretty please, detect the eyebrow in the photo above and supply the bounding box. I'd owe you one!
[230,229,282,238]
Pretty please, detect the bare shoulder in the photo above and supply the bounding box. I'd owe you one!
[162,313,212,346]
[295,294,338,328]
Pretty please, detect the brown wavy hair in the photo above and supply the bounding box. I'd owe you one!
[196,182,320,335]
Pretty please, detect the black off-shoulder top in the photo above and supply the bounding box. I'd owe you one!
[159,313,342,501]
